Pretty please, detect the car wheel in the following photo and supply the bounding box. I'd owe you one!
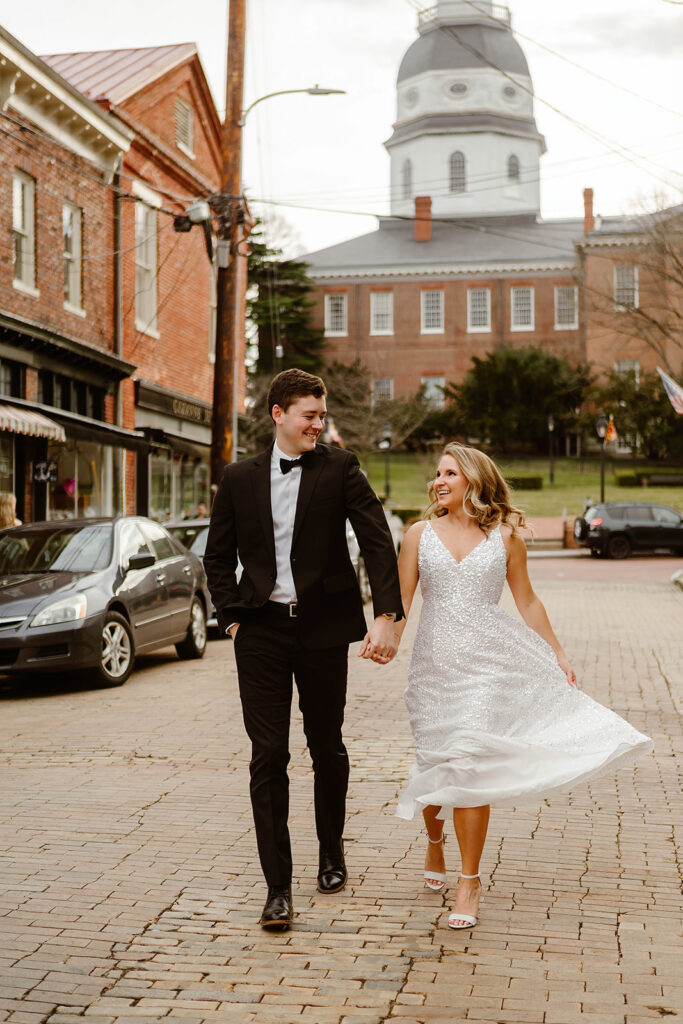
[574,517,588,542]
[607,534,631,560]
[88,612,134,687]
[175,597,207,660]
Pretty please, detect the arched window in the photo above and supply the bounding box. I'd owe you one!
[507,154,520,181]
[449,151,466,193]
[402,159,413,200]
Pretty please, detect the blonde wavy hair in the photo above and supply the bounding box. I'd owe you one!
[0,492,17,530]
[424,443,529,536]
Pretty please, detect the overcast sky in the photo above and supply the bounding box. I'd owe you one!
[3,0,682,255]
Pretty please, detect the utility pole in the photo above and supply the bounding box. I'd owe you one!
[211,0,246,488]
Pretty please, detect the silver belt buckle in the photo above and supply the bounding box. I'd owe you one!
[289,603,298,618]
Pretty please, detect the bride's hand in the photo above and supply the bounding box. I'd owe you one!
[557,652,577,687]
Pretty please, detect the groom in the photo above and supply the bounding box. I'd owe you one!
[204,368,403,931]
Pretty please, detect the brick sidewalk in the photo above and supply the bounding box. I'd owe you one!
[1,577,682,1024]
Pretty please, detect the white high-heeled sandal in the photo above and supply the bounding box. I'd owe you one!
[447,873,481,929]
[424,833,446,892]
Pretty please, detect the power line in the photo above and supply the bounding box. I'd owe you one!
[404,0,682,189]
[460,0,683,120]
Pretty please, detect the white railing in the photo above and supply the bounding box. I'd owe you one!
[418,2,511,28]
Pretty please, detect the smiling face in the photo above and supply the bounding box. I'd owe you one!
[272,394,327,457]
[433,454,470,513]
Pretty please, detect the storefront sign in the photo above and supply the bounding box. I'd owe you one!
[136,382,212,426]
[33,461,58,483]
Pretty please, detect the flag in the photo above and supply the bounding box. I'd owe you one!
[328,418,346,448]
[605,414,618,442]
[657,366,683,415]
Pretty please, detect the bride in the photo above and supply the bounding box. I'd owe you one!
[393,443,652,930]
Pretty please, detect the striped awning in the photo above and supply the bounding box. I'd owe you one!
[0,404,66,443]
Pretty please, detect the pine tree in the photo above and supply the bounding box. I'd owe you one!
[247,224,326,375]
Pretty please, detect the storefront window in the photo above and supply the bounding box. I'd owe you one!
[0,434,14,492]
[46,439,122,520]
[150,450,210,521]
[151,450,172,521]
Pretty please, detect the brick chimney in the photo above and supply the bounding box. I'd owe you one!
[583,188,594,234]
[414,196,432,242]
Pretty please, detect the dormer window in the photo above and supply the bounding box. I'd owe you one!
[449,151,466,193]
[175,97,194,157]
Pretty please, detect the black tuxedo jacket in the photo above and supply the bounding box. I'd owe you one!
[203,443,403,650]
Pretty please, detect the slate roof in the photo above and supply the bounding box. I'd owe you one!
[305,214,584,275]
[41,44,197,105]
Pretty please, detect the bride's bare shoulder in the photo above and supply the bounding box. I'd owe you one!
[402,520,429,548]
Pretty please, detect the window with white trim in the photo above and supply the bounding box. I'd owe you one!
[421,290,444,334]
[614,264,638,310]
[615,358,640,384]
[449,151,466,193]
[135,201,158,332]
[370,291,394,335]
[422,376,446,410]
[175,97,194,157]
[63,203,83,311]
[510,286,534,330]
[372,378,394,404]
[12,171,36,290]
[402,159,413,200]
[554,285,578,329]
[324,293,348,336]
[467,288,491,332]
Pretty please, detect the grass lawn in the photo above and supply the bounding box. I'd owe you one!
[366,452,683,519]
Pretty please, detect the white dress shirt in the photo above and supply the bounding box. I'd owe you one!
[269,440,303,604]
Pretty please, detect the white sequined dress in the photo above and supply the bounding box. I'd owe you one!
[396,522,652,818]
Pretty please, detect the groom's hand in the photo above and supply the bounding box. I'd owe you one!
[358,616,397,664]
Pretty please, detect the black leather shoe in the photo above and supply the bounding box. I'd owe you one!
[259,885,293,931]
[317,842,347,894]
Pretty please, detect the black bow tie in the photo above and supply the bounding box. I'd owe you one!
[280,456,305,475]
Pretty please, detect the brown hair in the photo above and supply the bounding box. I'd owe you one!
[267,368,327,420]
[425,443,529,536]
[0,492,16,530]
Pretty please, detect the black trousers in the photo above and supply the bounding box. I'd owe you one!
[233,603,350,886]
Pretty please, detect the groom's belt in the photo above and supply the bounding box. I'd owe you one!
[265,599,298,619]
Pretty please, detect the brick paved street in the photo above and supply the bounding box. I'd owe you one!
[1,569,682,1024]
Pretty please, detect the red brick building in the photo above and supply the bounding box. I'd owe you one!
[305,2,682,418]
[1,26,247,522]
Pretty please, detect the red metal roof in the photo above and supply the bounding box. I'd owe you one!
[42,44,197,105]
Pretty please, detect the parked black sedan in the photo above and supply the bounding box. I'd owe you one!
[0,517,210,686]
[573,501,683,559]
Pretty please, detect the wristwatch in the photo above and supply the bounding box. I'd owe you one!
[381,612,396,621]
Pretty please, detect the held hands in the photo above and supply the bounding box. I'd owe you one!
[557,651,577,687]
[358,616,398,665]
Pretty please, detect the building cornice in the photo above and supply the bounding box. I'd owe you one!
[0,26,132,180]
[309,259,576,282]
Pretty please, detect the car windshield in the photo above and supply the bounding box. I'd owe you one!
[0,524,113,575]
[168,524,208,556]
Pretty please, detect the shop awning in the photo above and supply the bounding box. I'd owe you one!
[0,403,66,442]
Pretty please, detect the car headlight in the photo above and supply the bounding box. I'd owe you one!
[30,594,88,628]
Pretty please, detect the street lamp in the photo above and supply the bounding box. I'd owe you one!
[240,85,346,125]
[224,84,346,464]
[596,413,608,503]
[378,423,392,505]
[547,414,555,488]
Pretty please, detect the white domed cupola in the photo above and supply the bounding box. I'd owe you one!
[386,1,546,218]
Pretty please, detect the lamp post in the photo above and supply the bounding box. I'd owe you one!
[378,423,392,504]
[211,75,346,482]
[596,413,608,503]
[547,414,555,488]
